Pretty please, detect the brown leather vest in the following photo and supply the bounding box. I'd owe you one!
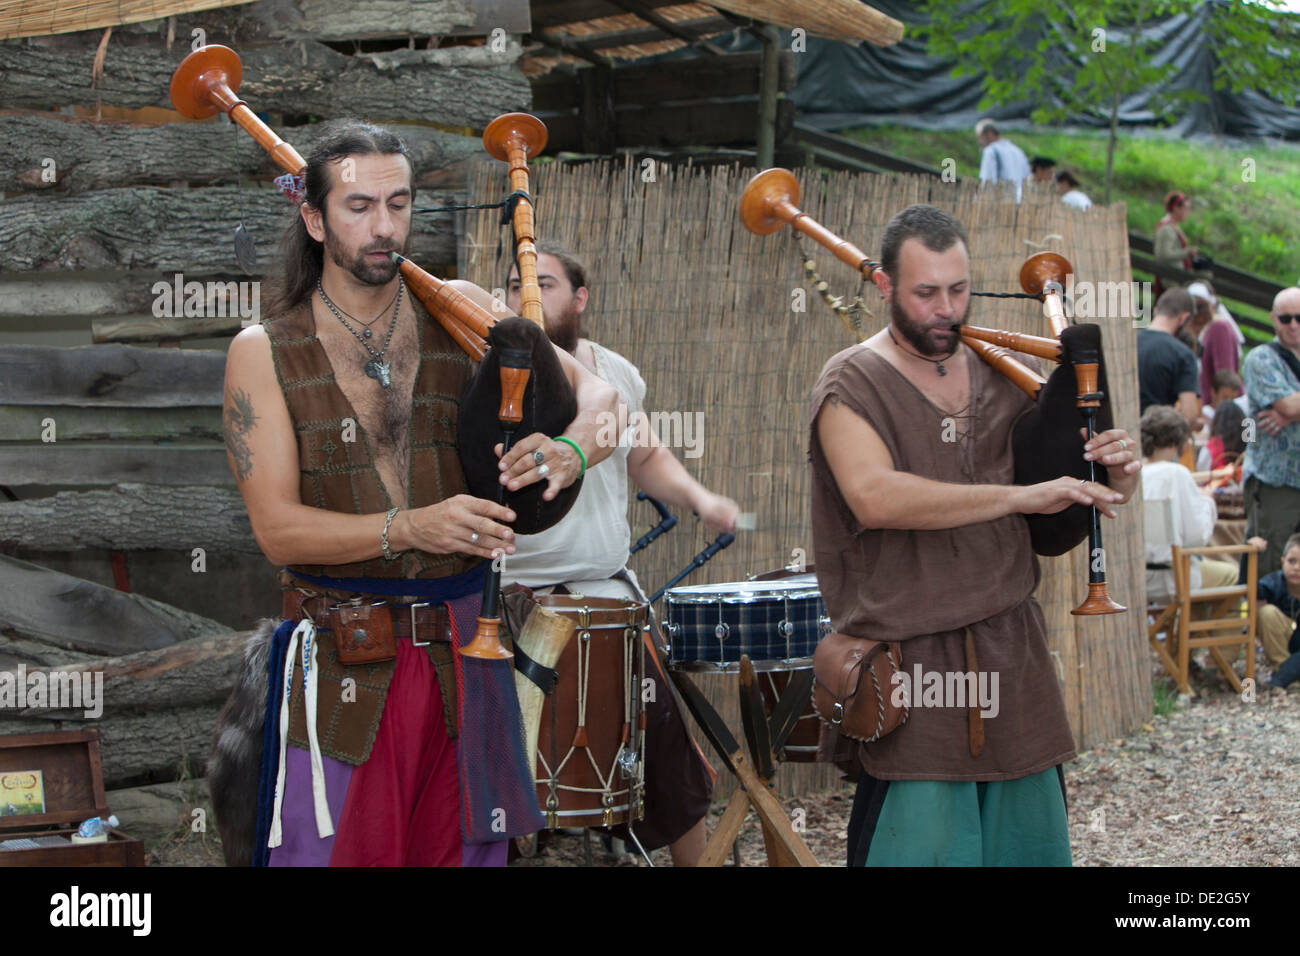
[263,298,478,581]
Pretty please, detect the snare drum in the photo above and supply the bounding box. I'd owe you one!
[662,574,830,672]
[526,595,648,830]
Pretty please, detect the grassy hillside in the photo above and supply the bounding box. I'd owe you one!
[840,125,1300,340]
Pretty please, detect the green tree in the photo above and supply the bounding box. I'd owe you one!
[917,0,1300,204]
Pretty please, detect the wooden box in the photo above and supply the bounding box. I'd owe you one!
[0,728,144,866]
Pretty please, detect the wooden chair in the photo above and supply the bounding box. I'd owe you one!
[1147,542,1258,696]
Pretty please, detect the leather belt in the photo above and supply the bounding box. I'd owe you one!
[282,590,452,645]
[531,593,650,630]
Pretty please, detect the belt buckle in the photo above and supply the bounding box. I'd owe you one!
[409,601,431,646]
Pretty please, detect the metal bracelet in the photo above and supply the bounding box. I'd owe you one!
[381,507,400,561]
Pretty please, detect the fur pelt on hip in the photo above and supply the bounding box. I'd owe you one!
[206,618,278,867]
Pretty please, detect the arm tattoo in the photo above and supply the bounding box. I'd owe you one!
[223,387,259,481]
[827,394,842,406]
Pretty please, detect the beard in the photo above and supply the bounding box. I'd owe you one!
[890,296,968,358]
[543,297,583,354]
[323,225,409,287]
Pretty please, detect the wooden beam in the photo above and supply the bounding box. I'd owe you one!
[0,554,226,656]
[0,443,232,487]
[0,485,256,553]
[0,276,160,320]
[581,66,616,154]
[541,15,731,52]
[756,25,781,169]
[532,30,617,67]
[706,0,904,47]
[0,38,528,128]
[0,184,461,274]
[92,314,246,344]
[531,0,680,29]
[601,0,729,55]
[0,345,224,407]
[0,111,480,196]
[0,406,220,442]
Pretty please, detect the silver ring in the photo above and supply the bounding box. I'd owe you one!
[533,450,545,466]
[537,463,550,478]
[1079,480,1087,487]
[1118,438,1128,451]
[470,531,480,543]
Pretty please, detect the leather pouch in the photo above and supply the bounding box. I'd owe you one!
[332,602,397,665]
[812,633,908,743]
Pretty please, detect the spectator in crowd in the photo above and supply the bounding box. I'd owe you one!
[1187,279,1243,403]
[1257,534,1300,687]
[1137,287,1200,426]
[1199,369,1246,428]
[1030,156,1057,184]
[1141,406,1239,605]
[1241,287,1300,577]
[1054,170,1092,209]
[1153,191,1196,300]
[1195,398,1246,477]
[975,119,1030,200]
[1176,292,1213,354]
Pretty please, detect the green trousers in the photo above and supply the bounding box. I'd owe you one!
[852,765,1072,867]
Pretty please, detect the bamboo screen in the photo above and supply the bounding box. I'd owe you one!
[465,160,1150,795]
[0,0,257,39]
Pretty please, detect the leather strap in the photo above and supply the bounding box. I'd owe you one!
[513,640,559,695]
[964,627,984,758]
[282,590,451,643]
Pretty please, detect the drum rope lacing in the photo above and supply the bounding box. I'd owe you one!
[534,625,637,811]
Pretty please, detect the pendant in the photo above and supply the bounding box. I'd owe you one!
[363,328,372,339]
[365,359,392,388]
[937,363,947,376]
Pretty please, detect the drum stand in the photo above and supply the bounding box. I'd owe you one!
[668,655,819,867]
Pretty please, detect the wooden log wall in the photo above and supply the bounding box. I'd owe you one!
[0,0,531,786]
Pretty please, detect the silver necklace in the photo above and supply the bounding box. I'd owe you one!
[317,278,403,388]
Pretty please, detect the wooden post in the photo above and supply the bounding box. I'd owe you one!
[580,65,615,155]
[756,25,781,170]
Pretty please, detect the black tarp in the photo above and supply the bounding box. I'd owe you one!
[695,0,1300,140]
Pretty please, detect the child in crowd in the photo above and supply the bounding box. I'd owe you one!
[1141,406,1239,604]
[1257,533,1300,687]
[1199,369,1245,426]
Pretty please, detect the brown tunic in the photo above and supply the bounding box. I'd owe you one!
[808,343,1076,781]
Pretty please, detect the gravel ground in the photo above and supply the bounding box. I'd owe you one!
[1067,668,1299,867]
[509,658,1300,868]
[149,657,1295,867]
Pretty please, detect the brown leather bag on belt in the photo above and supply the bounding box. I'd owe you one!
[812,633,908,743]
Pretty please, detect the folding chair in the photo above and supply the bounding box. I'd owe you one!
[1147,542,1258,696]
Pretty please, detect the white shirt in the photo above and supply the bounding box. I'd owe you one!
[1061,189,1092,210]
[501,342,644,589]
[978,137,1031,200]
[1142,459,1218,602]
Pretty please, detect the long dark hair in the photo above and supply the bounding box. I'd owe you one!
[1212,399,1247,459]
[265,122,414,317]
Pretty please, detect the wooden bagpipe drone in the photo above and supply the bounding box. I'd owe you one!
[740,168,1126,616]
[169,44,576,654]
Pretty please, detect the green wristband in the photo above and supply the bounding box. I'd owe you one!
[554,436,587,477]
